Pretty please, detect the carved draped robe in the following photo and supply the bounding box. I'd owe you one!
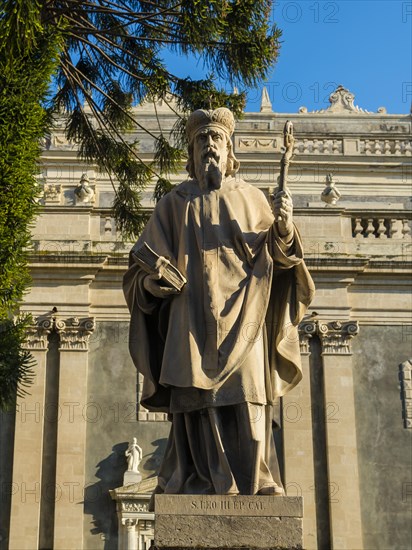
[123,177,314,495]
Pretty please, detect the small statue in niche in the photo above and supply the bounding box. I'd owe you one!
[74,173,95,203]
[125,438,143,473]
[321,173,341,206]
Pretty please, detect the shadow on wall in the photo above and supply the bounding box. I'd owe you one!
[84,442,127,549]
[143,438,168,474]
[84,439,167,550]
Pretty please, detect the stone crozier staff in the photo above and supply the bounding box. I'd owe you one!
[123,107,314,500]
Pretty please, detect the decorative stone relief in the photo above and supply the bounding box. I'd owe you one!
[300,85,372,114]
[399,360,412,429]
[23,318,53,350]
[55,317,95,351]
[122,501,149,513]
[237,137,277,150]
[43,183,62,205]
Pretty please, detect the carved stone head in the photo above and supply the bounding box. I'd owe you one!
[186,108,240,180]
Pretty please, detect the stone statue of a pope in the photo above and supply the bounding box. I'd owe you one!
[123,107,314,498]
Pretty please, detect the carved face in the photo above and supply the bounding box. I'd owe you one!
[193,127,229,189]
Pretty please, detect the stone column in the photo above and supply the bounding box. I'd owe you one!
[124,519,138,550]
[319,321,363,550]
[52,317,95,550]
[283,320,318,550]
[9,319,52,550]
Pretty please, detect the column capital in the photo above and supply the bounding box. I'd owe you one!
[122,518,138,528]
[298,320,317,355]
[298,319,360,356]
[23,317,53,350]
[55,317,95,351]
[318,320,359,355]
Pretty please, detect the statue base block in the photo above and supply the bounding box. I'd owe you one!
[153,495,303,550]
[123,471,142,486]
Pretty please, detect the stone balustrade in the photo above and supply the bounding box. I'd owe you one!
[294,138,411,156]
[295,138,343,155]
[352,216,411,239]
[360,139,412,156]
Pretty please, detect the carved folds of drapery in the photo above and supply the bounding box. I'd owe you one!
[24,316,95,351]
[298,319,360,355]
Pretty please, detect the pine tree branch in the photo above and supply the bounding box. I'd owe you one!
[62,54,162,179]
[62,12,178,84]
[62,51,161,141]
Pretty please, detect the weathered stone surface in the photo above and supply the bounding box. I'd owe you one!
[154,495,303,549]
[155,515,302,549]
[155,495,302,517]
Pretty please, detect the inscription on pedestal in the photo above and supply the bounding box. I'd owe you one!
[155,495,302,517]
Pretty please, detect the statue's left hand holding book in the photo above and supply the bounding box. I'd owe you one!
[131,242,187,292]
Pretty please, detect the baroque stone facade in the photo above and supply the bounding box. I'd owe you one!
[0,86,411,550]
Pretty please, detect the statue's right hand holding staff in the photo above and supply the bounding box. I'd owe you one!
[271,188,294,239]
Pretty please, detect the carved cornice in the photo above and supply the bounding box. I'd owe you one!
[298,319,360,355]
[56,317,95,351]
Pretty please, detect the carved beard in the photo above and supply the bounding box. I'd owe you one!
[197,151,225,190]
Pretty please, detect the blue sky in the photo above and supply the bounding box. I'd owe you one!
[164,0,412,115]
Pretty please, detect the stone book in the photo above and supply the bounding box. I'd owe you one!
[132,242,187,291]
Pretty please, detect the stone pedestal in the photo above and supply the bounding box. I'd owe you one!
[153,495,303,550]
[124,470,143,486]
